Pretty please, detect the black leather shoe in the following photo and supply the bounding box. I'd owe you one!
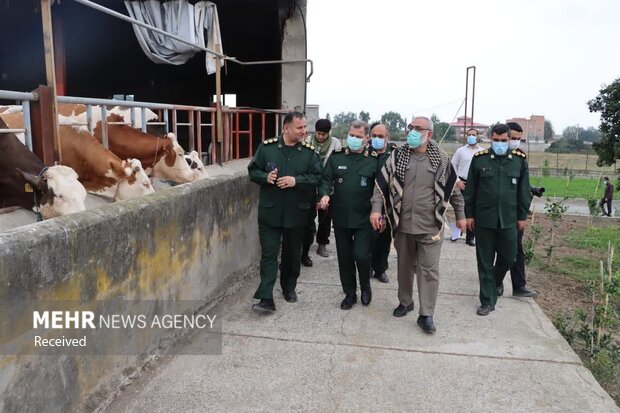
[361,287,372,305]
[466,240,476,247]
[496,283,504,297]
[513,287,538,297]
[301,255,313,267]
[374,272,389,283]
[417,315,436,334]
[476,304,495,316]
[340,294,357,310]
[283,290,298,303]
[393,303,414,317]
[252,299,276,314]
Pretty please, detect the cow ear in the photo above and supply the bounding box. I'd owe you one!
[190,150,199,161]
[16,168,46,192]
[166,132,177,142]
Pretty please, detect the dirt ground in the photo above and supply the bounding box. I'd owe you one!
[525,214,619,403]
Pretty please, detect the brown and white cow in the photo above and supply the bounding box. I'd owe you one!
[0,112,155,201]
[0,118,87,219]
[184,150,208,181]
[57,115,155,200]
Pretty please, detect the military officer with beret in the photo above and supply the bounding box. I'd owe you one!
[368,122,397,284]
[318,120,378,310]
[248,111,323,313]
[463,123,532,316]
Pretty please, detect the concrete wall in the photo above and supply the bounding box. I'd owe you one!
[0,161,259,412]
[281,0,307,111]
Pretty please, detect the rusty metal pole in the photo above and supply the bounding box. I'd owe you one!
[40,0,62,164]
[464,66,476,140]
[215,45,224,165]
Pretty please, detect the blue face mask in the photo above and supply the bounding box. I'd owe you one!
[492,141,509,156]
[346,135,364,151]
[467,135,477,145]
[371,137,385,150]
[406,130,424,148]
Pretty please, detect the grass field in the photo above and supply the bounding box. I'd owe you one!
[529,176,606,199]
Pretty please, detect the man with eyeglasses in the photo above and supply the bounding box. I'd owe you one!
[368,122,397,283]
[463,123,532,316]
[370,116,466,334]
[450,128,484,246]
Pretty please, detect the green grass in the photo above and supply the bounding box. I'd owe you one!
[567,226,620,252]
[529,176,605,200]
[534,255,604,281]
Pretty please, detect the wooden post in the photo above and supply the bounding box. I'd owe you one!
[215,45,224,164]
[30,86,56,166]
[40,0,62,163]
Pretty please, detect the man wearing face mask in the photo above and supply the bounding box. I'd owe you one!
[370,116,466,334]
[318,120,378,309]
[450,128,484,246]
[368,122,397,283]
[300,118,342,263]
[463,123,532,316]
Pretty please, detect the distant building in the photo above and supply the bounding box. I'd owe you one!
[449,116,489,140]
[505,115,545,142]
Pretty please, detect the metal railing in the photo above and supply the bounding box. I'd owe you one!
[0,90,36,151]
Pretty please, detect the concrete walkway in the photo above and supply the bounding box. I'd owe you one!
[106,235,619,412]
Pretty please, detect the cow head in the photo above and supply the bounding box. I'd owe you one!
[19,165,87,219]
[152,133,195,183]
[114,158,155,201]
[184,151,208,181]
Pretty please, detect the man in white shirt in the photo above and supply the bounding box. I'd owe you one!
[450,128,484,246]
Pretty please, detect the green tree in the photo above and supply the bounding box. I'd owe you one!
[587,77,620,166]
[562,125,602,143]
[331,111,357,138]
[430,113,456,142]
[381,111,406,139]
[544,120,555,141]
[359,111,370,124]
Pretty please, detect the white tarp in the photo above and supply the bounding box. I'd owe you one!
[124,0,224,74]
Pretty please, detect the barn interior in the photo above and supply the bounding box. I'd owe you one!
[0,0,306,154]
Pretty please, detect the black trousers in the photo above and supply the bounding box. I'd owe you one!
[508,229,526,290]
[460,187,475,242]
[302,208,317,256]
[600,198,612,216]
[334,225,372,295]
[316,206,333,245]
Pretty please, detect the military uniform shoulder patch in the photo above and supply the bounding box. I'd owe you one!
[474,149,489,157]
[264,138,278,145]
[300,142,315,150]
[370,151,378,157]
[513,148,527,158]
[334,147,343,153]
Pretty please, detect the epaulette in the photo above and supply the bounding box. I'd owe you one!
[474,149,489,157]
[264,138,278,145]
[512,148,527,158]
[370,150,378,158]
[334,148,343,153]
[301,141,315,151]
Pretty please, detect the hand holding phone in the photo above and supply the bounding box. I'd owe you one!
[267,163,278,184]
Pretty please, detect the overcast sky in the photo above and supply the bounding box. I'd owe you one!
[305,0,620,132]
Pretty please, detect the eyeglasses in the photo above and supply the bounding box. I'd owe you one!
[407,124,429,132]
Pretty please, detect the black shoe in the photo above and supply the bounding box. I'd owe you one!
[361,287,372,305]
[513,287,538,298]
[393,303,414,317]
[283,290,298,303]
[476,304,495,316]
[466,240,476,247]
[340,294,357,310]
[417,315,436,334]
[252,299,276,314]
[374,272,389,283]
[301,255,313,267]
[496,283,504,297]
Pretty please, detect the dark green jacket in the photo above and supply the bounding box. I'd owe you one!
[319,147,379,228]
[463,148,532,229]
[248,136,323,228]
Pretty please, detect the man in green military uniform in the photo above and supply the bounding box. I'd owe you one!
[463,123,532,316]
[368,122,396,283]
[248,111,323,313]
[318,120,378,309]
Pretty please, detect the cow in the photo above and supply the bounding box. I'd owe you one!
[184,150,208,181]
[0,118,87,219]
[56,115,155,200]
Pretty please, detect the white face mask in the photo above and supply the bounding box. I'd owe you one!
[509,140,521,150]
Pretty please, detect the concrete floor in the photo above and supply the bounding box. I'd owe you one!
[105,234,619,412]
